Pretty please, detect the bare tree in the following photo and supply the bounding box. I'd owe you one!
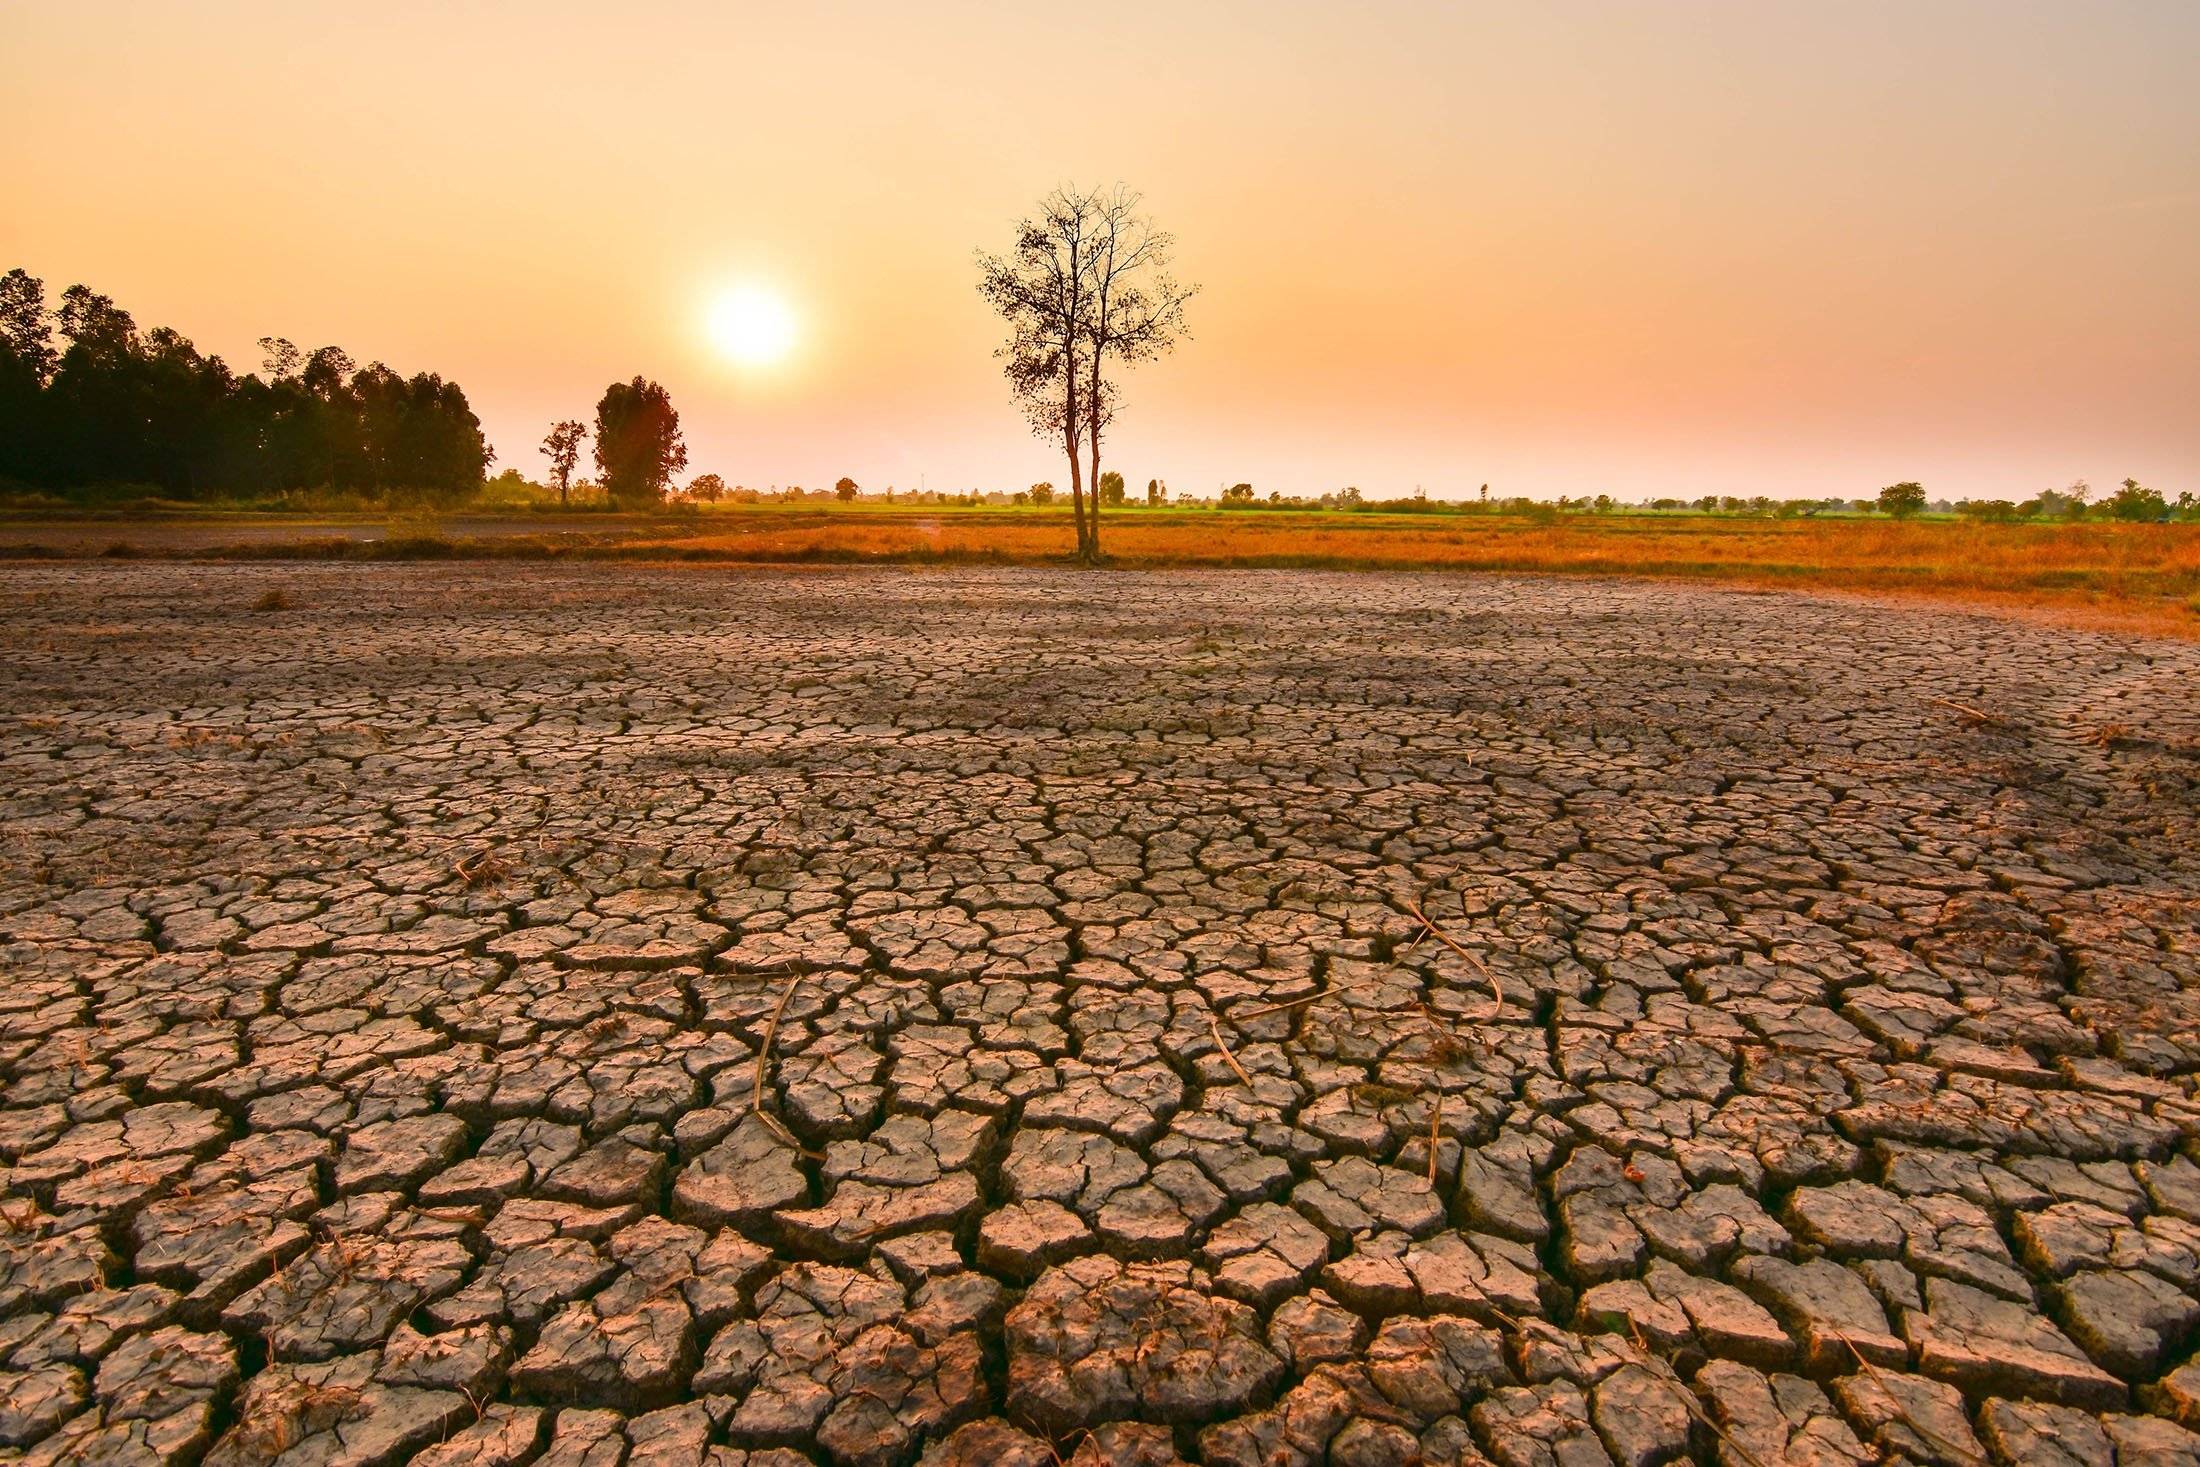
[978,185,1194,562]
[1077,187,1196,559]
[979,190,1101,558]
[542,420,585,507]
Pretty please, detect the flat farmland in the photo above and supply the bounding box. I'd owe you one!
[5,506,2196,640]
[2,563,2199,1464]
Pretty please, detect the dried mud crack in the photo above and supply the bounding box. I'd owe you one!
[3,562,2199,1467]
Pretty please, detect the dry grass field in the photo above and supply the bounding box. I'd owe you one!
[632,510,2200,639]
[6,505,2197,639]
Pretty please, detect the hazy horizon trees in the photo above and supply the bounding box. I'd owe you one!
[0,267,490,499]
[2105,477,2168,521]
[835,476,859,501]
[977,184,1194,562]
[542,421,586,506]
[1876,481,1927,518]
[593,378,686,508]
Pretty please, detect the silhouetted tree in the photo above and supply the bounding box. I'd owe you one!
[688,472,727,503]
[1,268,491,500]
[1075,186,1195,558]
[979,192,1101,557]
[977,185,1194,564]
[259,337,302,380]
[1098,470,1125,506]
[1029,481,1055,506]
[0,269,53,481]
[835,476,859,501]
[593,377,686,508]
[542,421,585,506]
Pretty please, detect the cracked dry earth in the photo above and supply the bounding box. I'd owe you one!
[2,564,2199,1467]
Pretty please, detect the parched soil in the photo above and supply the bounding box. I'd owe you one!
[2,562,2199,1466]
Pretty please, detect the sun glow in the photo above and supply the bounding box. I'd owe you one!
[707,286,798,368]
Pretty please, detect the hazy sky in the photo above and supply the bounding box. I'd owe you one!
[5,1,2196,500]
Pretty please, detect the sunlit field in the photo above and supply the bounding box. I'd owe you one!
[10,502,2184,639]
[620,508,2200,639]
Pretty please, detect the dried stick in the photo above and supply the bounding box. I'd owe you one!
[750,967,822,1157]
[1406,895,1505,1013]
[1930,697,2000,728]
[1830,1327,1991,1467]
[1426,1093,1442,1186]
[1233,992,1327,1021]
[1620,1323,1770,1467]
[1208,1014,1254,1087]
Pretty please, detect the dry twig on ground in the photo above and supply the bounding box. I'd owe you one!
[750,966,822,1158]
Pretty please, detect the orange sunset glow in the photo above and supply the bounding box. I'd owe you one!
[4,1,2196,500]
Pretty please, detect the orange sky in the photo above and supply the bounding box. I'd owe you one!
[4,1,2196,500]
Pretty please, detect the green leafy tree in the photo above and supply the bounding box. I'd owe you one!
[1098,470,1125,506]
[2104,477,2167,521]
[1029,481,1055,506]
[593,377,686,508]
[835,476,859,501]
[1876,481,1927,518]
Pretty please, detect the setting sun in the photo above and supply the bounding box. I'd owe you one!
[706,285,797,368]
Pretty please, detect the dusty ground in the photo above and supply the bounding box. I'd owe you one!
[3,563,2199,1467]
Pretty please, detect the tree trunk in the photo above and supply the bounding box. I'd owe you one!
[1084,343,1105,562]
[1062,337,1087,558]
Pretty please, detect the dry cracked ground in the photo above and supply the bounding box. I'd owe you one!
[3,563,2199,1467]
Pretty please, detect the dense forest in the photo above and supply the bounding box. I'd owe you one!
[0,268,491,500]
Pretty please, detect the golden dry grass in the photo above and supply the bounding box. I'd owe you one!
[632,511,2200,640]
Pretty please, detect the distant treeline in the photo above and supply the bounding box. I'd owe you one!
[0,268,491,500]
